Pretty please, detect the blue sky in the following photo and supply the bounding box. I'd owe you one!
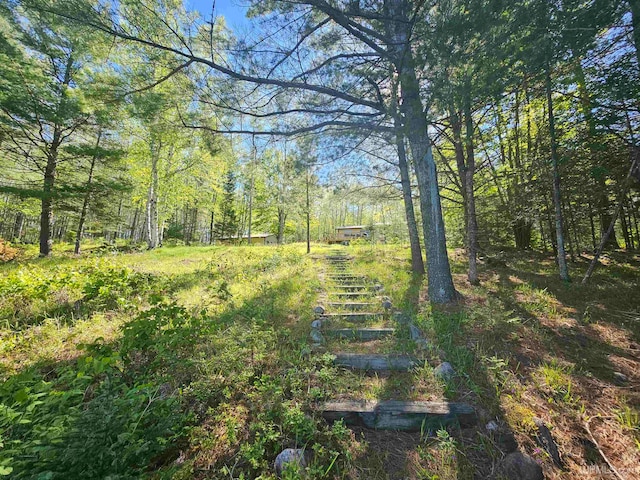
[187,0,250,30]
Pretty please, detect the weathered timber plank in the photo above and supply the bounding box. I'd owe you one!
[329,292,374,298]
[333,353,419,371]
[320,400,476,430]
[325,328,395,341]
[320,313,381,324]
[332,285,368,290]
[327,302,377,310]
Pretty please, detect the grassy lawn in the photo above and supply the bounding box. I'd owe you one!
[0,243,638,479]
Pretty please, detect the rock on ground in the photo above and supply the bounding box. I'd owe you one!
[500,452,544,480]
[434,362,455,381]
[274,448,307,477]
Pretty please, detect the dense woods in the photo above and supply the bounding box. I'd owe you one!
[1,0,639,294]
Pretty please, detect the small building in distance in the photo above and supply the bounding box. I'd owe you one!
[328,225,369,245]
[219,233,277,245]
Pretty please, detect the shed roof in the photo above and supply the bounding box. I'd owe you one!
[336,225,367,230]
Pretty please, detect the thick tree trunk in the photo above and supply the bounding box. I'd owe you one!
[546,66,570,281]
[386,0,456,302]
[391,82,425,275]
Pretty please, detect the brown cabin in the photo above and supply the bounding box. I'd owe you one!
[328,225,369,245]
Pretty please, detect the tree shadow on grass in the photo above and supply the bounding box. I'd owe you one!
[1,267,320,479]
[490,265,639,385]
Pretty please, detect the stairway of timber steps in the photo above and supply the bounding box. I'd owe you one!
[310,249,476,437]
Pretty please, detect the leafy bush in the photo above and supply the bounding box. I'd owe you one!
[0,353,185,479]
[0,300,200,478]
[120,300,211,381]
[0,260,159,327]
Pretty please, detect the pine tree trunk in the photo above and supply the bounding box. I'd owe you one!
[392,83,425,275]
[39,151,57,257]
[39,57,73,256]
[395,129,425,275]
[386,0,456,302]
[546,66,570,281]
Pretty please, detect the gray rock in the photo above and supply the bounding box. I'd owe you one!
[313,305,325,315]
[613,371,628,384]
[500,452,543,480]
[311,319,323,329]
[310,329,324,344]
[409,324,422,340]
[486,420,499,432]
[434,362,456,381]
[382,300,393,310]
[274,448,307,477]
[373,284,384,292]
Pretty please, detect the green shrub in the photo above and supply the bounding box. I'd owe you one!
[0,261,159,327]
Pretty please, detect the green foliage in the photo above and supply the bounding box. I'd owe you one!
[0,351,185,478]
[0,260,158,327]
[120,300,210,380]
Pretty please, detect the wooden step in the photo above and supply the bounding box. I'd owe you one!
[327,302,376,310]
[321,312,382,323]
[320,400,476,431]
[325,328,395,341]
[329,282,368,288]
[333,353,419,371]
[329,292,374,298]
[332,285,368,291]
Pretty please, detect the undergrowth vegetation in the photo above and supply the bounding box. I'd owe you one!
[1,244,639,479]
[0,245,356,479]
